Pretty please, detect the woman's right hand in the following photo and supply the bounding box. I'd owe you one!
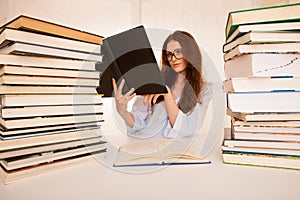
[112,78,136,117]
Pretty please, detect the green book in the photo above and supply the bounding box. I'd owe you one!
[226,3,300,39]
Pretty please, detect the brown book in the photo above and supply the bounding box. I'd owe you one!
[0,150,105,184]
[0,28,101,53]
[0,94,102,107]
[0,15,103,44]
[0,136,104,159]
[0,54,98,71]
[0,65,101,79]
[0,42,102,62]
[1,104,103,119]
[0,122,100,139]
[0,85,98,94]
[0,142,106,171]
[0,128,103,151]
[0,75,100,87]
[0,113,104,129]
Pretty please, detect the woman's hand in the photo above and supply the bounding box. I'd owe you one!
[112,78,136,127]
[143,94,161,106]
[143,86,174,106]
[143,86,178,126]
[112,78,136,115]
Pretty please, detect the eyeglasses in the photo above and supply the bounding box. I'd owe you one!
[165,48,184,61]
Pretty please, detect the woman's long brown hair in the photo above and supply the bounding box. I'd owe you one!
[157,30,205,114]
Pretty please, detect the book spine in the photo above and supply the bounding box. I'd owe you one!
[98,40,129,96]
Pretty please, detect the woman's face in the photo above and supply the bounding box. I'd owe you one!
[166,40,188,75]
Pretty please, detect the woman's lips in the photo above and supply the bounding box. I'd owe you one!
[172,63,181,68]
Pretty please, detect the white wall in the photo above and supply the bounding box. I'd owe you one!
[0,0,8,25]
[2,0,138,36]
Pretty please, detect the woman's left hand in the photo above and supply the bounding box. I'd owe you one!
[143,86,174,106]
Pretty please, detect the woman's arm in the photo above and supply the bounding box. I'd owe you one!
[112,78,136,128]
[163,88,179,127]
[144,87,179,127]
[163,85,212,138]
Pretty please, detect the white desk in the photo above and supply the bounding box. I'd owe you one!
[1,132,300,200]
[1,99,300,200]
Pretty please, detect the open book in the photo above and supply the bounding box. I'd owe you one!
[113,139,211,167]
[97,25,167,97]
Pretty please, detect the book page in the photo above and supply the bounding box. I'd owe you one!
[113,140,163,166]
[157,139,210,164]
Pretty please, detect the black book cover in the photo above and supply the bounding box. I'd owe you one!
[97,26,167,97]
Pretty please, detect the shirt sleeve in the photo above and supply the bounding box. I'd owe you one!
[163,85,212,138]
[126,96,149,136]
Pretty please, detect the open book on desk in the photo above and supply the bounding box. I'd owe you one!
[97,25,167,97]
[113,139,211,167]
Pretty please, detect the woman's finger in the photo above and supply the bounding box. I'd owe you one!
[117,79,125,96]
[128,93,136,101]
[112,78,118,97]
[153,94,161,104]
[124,87,135,97]
[148,94,154,107]
[143,95,149,106]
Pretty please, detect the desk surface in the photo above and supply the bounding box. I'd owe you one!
[1,134,300,200]
[1,99,300,200]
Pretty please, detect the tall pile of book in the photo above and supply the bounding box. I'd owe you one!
[0,15,106,184]
[222,3,300,170]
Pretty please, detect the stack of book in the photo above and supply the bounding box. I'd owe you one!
[0,15,106,184]
[222,3,300,170]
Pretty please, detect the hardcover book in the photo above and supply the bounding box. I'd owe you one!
[0,15,103,44]
[0,28,101,53]
[223,31,300,53]
[0,122,100,139]
[0,75,100,87]
[226,21,300,43]
[227,91,300,113]
[0,65,101,79]
[222,151,300,170]
[0,54,99,71]
[0,128,103,151]
[0,42,102,62]
[226,109,300,122]
[225,3,300,38]
[0,136,104,158]
[0,150,106,184]
[223,43,300,61]
[0,85,97,94]
[98,25,167,97]
[0,114,104,129]
[0,142,106,171]
[223,77,300,93]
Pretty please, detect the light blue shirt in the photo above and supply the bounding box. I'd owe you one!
[126,85,212,139]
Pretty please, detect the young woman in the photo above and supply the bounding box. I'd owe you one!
[112,30,211,139]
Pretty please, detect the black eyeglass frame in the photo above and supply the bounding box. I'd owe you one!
[164,48,184,61]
